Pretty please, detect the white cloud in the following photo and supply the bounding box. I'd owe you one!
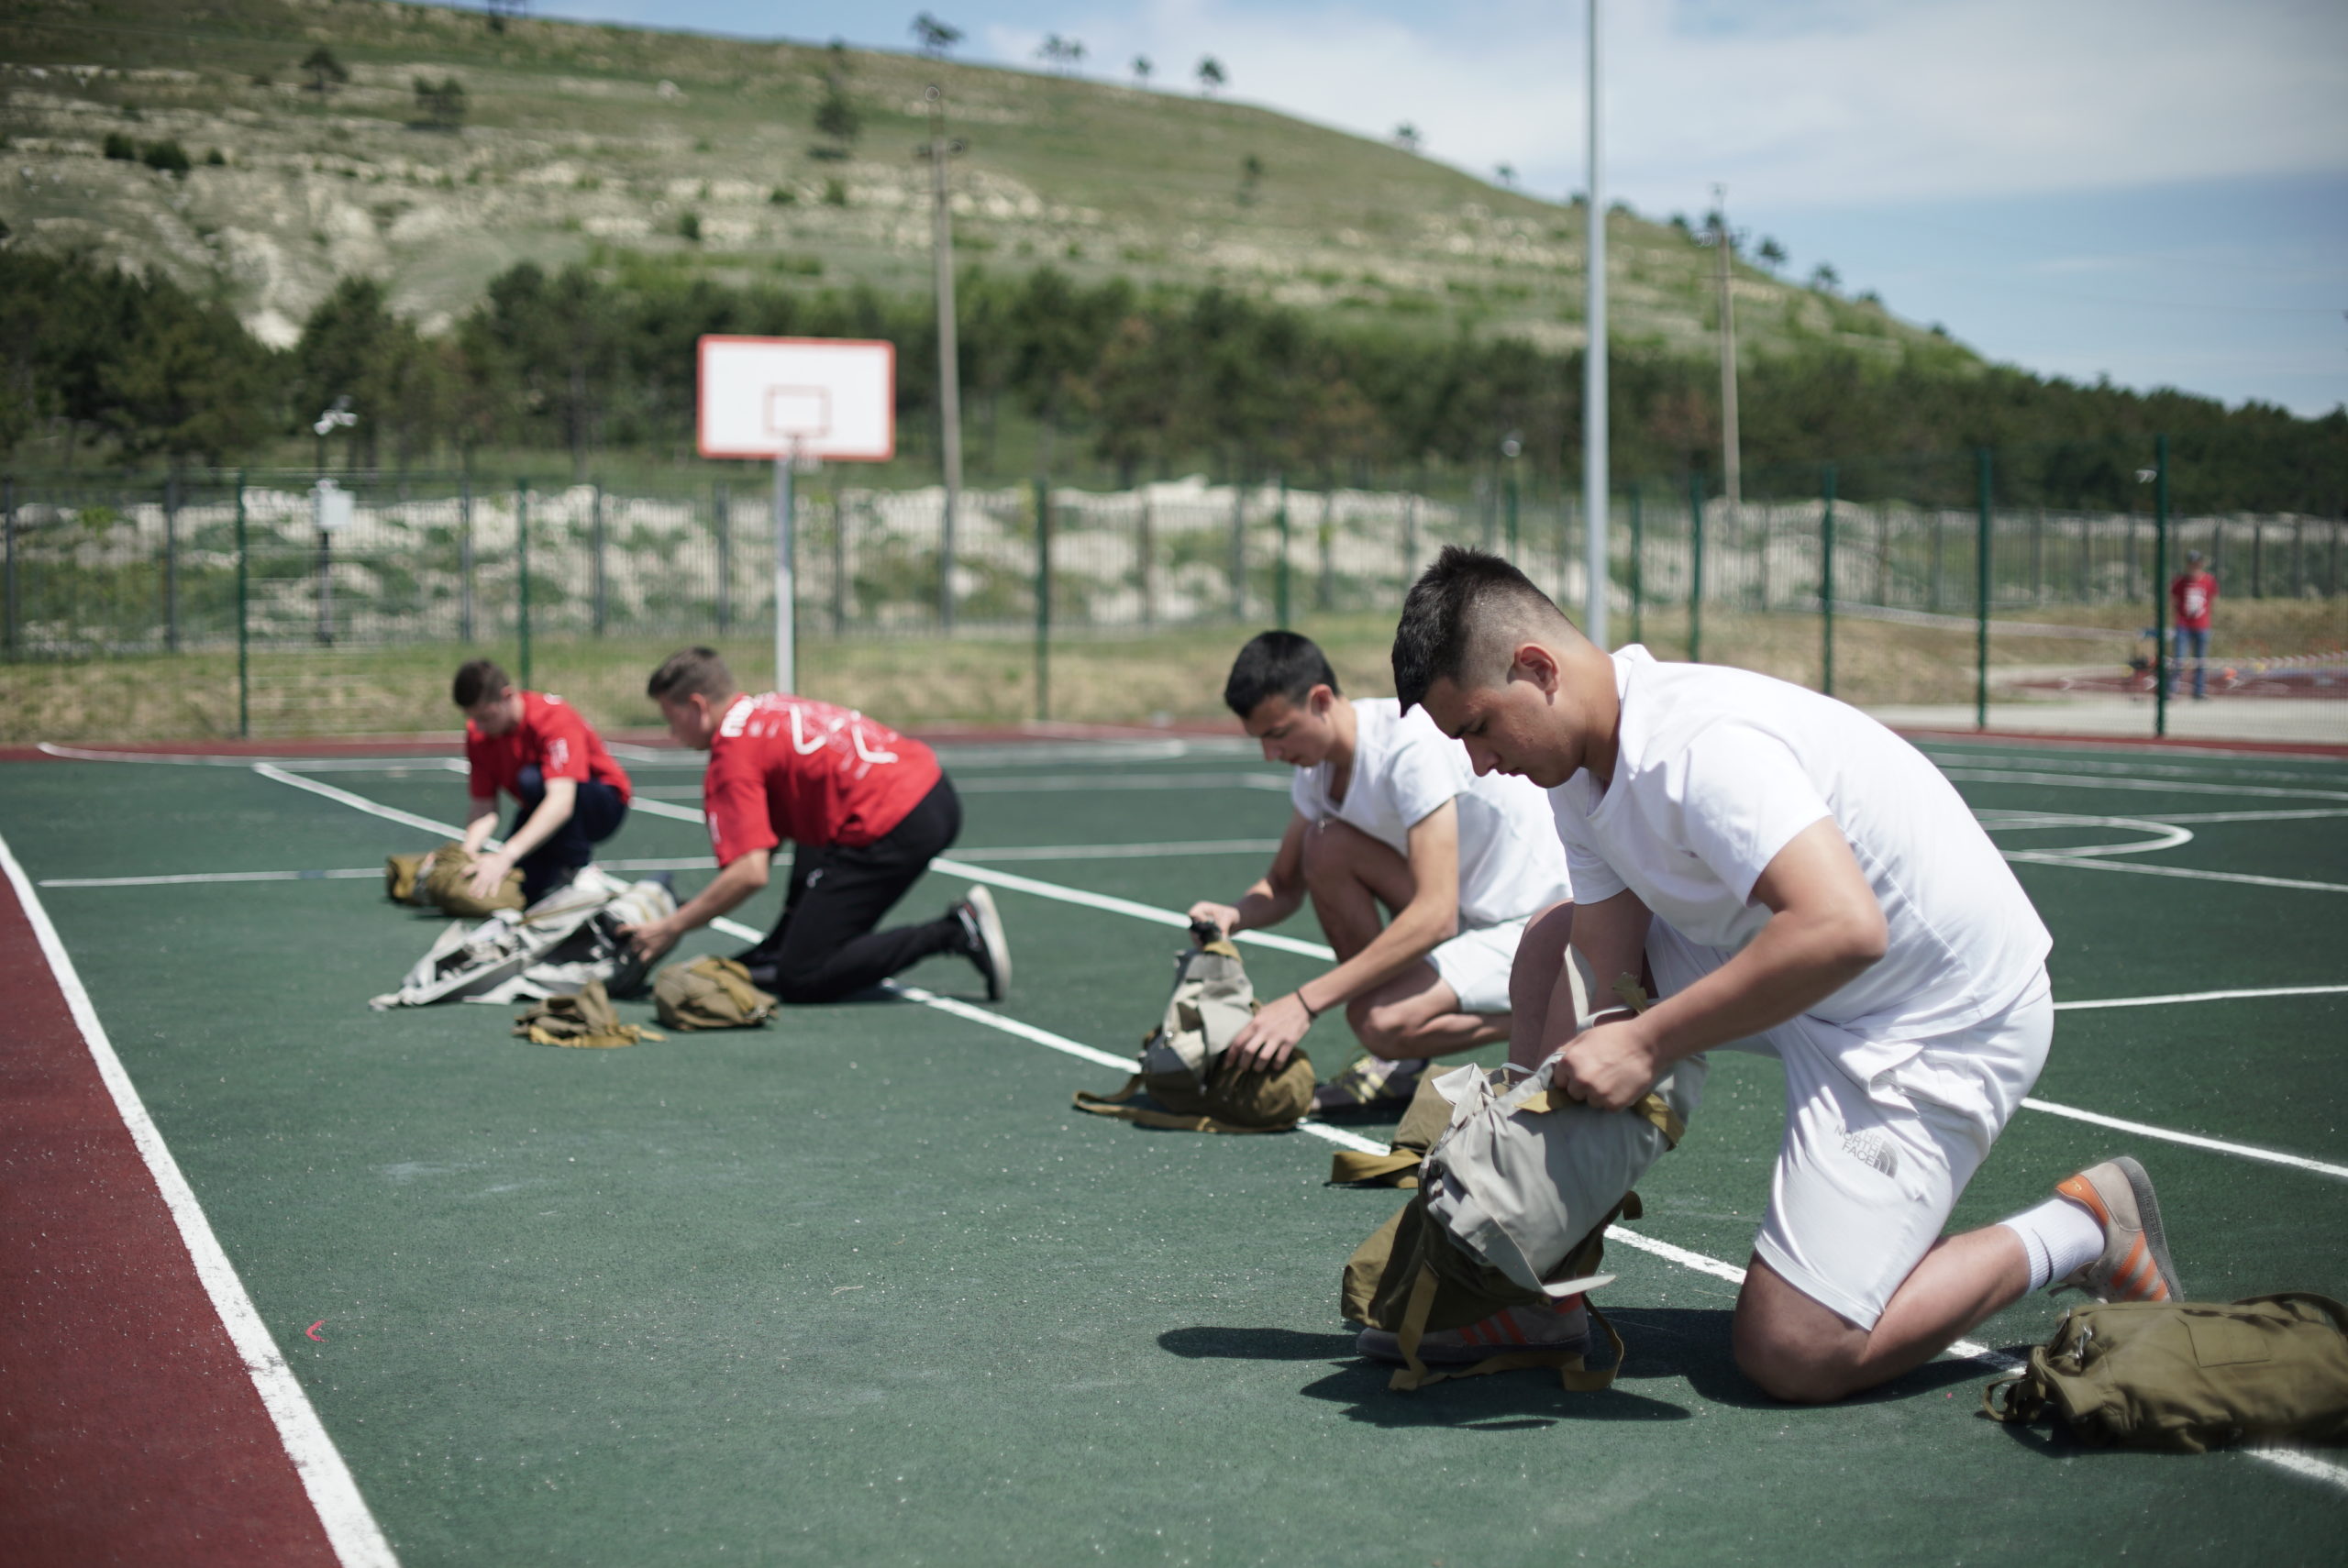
[1011,0,2348,214]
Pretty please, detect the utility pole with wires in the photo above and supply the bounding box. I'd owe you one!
[1712,182,1742,520]
[918,86,967,632]
[1581,0,1609,647]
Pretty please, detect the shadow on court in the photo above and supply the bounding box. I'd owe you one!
[1160,1309,2008,1429]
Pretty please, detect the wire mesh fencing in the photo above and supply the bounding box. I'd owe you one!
[3,462,2341,741]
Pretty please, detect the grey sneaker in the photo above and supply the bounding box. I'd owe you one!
[1357,1299,1590,1365]
[953,886,1011,1001]
[2054,1155,2185,1303]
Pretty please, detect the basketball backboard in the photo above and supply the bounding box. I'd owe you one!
[696,336,896,461]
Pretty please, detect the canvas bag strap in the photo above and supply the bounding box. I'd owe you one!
[1072,1079,1290,1135]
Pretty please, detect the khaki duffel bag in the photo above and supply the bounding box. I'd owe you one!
[1983,1293,2348,1452]
[654,955,780,1031]
[513,980,664,1049]
[385,841,525,917]
[1075,936,1314,1134]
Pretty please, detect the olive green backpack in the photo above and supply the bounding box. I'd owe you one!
[654,956,780,1031]
[385,841,525,917]
[1074,933,1314,1133]
[1983,1294,2348,1452]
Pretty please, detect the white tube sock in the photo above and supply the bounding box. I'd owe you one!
[1999,1194,2107,1292]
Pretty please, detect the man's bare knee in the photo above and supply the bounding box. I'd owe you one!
[1348,999,1425,1058]
[1733,1307,1865,1404]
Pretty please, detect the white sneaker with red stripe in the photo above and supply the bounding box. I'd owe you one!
[2054,1155,2186,1303]
[1356,1296,1590,1365]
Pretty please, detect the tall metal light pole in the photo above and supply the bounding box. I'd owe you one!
[922,86,967,632]
[1713,182,1742,518]
[1581,0,1609,646]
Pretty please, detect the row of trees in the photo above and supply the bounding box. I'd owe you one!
[3,249,2341,513]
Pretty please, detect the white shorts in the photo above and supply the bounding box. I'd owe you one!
[1427,917,1531,1016]
[1646,922,2053,1330]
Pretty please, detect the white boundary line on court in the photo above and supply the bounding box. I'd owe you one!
[284,778,2348,1179]
[1942,767,2348,803]
[0,831,402,1567]
[2001,851,2348,895]
[2018,1099,2348,1182]
[243,778,2348,1493]
[2053,983,2348,1012]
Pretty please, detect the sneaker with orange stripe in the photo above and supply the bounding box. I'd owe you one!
[2054,1155,2186,1303]
[1356,1296,1590,1365]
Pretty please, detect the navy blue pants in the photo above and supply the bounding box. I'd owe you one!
[510,766,628,902]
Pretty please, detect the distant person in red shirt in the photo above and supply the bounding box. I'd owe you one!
[455,659,634,902]
[618,647,1011,1004]
[2169,550,2218,701]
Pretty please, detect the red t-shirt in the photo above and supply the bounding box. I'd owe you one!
[464,690,633,805]
[701,694,941,865]
[2170,572,2217,631]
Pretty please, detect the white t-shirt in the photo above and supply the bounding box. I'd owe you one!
[1291,698,1571,929]
[1547,647,2049,1076]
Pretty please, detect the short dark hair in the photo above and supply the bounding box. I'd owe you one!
[1223,630,1341,718]
[646,646,738,704]
[451,658,511,708]
[1390,546,1569,712]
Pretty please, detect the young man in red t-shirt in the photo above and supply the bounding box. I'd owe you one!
[455,658,634,902]
[2168,549,2218,700]
[617,647,1011,1004]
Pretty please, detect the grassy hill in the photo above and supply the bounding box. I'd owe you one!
[0,0,1949,366]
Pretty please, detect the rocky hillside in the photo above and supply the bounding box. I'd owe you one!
[2,0,1951,367]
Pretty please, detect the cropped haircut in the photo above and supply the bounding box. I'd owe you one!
[1390,546,1570,712]
[1222,630,1341,718]
[450,658,511,709]
[646,646,738,705]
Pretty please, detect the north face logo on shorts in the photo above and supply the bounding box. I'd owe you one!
[1841,1128,1899,1179]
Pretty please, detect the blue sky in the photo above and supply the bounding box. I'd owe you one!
[472,0,2348,414]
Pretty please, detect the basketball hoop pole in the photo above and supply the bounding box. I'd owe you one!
[773,443,806,693]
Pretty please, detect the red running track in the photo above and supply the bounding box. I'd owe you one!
[0,865,342,1565]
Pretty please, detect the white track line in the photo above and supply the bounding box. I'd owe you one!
[0,832,401,1567]
[257,788,2348,1491]
[255,764,474,838]
[43,868,387,888]
[2018,1099,2348,1182]
[2002,850,2348,895]
[1944,767,2348,803]
[1921,749,2348,787]
[950,839,1283,863]
[2054,983,2348,1011]
[38,741,460,773]
[950,771,1291,794]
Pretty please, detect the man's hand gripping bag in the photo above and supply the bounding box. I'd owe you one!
[1342,980,1704,1393]
[1073,935,1314,1133]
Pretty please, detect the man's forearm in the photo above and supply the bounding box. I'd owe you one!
[498,781,577,864]
[669,855,769,933]
[1298,897,1455,1013]
[1635,912,1877,1066]
[462,801,500,853]
[1228,878,1301,933]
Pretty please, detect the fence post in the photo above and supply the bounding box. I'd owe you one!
[1275,474,1291,629]
[2293,520,2307,599]
[2154,435,2170,740]
[1975,448,1992,732]
[516,478,532,690]
[591,480,607,636]
[3,476,15,660]
[2030,508,2044,604]
[830,488,847,636]
[1821,465,1837,699]
[1504,468,1520,559]
[1136,492,1155,631]
[2251,517,2265,599]
[163,471,180,654]
[1229,481,1247,621]
[1401,490,1419,589]
[1687,470,1705,663]
[714,481,732,632]
[1930,506,1946,614]
[1034,476,1051,723]
[1628,485,1644,647]
[460,474,476,644]
[234,472,249,738]
[1317,488,1335,613]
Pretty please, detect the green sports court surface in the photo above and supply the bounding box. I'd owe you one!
[4,731,2344,1565]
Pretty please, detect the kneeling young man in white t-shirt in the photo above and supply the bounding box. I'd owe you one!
[1393,548,2185,1403]
[1188,631,1574,1110]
